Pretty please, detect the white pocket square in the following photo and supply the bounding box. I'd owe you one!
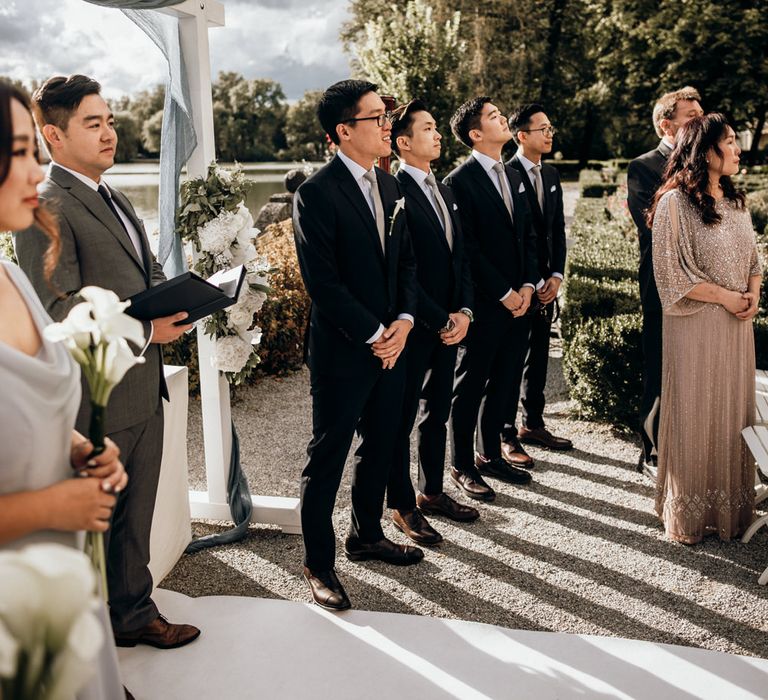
[550,185,556,192]
[452,203,458,211]
[518,183,525,193]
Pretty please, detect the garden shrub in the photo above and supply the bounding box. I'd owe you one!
[748,190,768,235]
[562,313,643,431]
[579,169,619,198]
[0,232,16,263]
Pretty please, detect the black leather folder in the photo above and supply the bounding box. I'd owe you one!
[126,265,246,325]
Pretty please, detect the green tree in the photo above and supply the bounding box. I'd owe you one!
[212,72,288,161]
[282,89,327,161]
[349,0,468,173]
[113,110,140,163]
[141,109,164,156]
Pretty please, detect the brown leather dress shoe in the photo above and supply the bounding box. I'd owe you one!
[500,437,535,468]
[393,509,443,546]
[476,454,532,485]
[114,615,201,649]
[416,492,480,522]
[518,426,573,451]
[344,535,424,565]
[449,466,496,502]
[303,567,351,611]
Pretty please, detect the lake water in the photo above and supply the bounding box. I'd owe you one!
[105,161,320,239]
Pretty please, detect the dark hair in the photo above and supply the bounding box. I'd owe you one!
[31,74,102,146]
[317,79,378,145]
[648,113,744,227]
[508,103,546,144]
[0,80,60,279]
[390,99,429,156]
[450,96,491,149]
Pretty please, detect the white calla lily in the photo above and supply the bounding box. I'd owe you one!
[43,302,99,350]
[102,338,146,389]
[79,286,145,347]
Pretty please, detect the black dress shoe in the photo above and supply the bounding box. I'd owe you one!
[518,426,573,451]
[500,437,535,468]
[475,454,532,485]
[416,492,480,522]
[344,536,424,566]
[303,567,351,611]
[449,466,496,502]
[393,509,443,546]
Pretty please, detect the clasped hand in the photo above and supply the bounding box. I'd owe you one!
[502,287,533,317]
[372,319,412,369]
[440,312,470,345]
[537,277,562,305]
[735,291,759,320]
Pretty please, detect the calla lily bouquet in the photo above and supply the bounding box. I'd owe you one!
[0,544,104,700]
[44,286,146,598]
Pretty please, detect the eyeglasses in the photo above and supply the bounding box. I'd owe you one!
[522,126,557,137]
[344,112,393,128]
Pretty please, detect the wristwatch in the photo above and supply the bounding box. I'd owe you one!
[458,308,474,323]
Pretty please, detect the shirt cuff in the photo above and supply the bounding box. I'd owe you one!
[535,278,545,291]
[552,273,564,280]
[397,314,415,326]
[140,321,154,356]
[521,283,535,290]
[500,288,514,302]
[366,324,386,344]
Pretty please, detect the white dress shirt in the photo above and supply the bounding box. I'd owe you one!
[399,163,442,220]
[335,151,414,343]
[470,150,534,300]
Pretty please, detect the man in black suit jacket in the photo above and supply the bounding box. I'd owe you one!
[503,104,572,459]
[627,87,702,470]
[16,75,199,650]
[385,100,480,546]
[293,80,422,611]
[443,97,539,500]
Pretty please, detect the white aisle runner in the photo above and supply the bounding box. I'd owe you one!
[118,589,768,699]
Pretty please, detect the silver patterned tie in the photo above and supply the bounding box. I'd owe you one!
[424,172,453,251]
[491,161,514,219]
[531,163,545,212]
[363,170,385,251]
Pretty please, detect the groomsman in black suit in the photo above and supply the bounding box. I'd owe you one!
[502,104,572,459]
[293,80,422,611]
[627,87,702,471]
[386,100,480,546]
[443,97,539,500]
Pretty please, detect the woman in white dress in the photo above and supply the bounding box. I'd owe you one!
[0,80,128,699]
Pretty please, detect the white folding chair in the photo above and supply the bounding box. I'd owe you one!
[741,425,768,584]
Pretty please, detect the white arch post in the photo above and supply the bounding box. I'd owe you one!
[160,0,300,534]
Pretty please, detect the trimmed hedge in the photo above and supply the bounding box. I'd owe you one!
[560,275,639,343]
[579,169,620,198]
[748,190,768,235]
[562,313,643,430]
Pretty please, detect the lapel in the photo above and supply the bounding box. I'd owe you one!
[467,156,511,223]
[541,165,557,227]
[396,169,450,254]
[509,155,544,230]
[49,165,146,276]
[330,156,384,263]
[110,187,152,274]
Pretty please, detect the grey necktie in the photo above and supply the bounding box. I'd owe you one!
[424,172,453,251]
[363,170,385,251]
[491,161,514,220]
[531,163,545,212]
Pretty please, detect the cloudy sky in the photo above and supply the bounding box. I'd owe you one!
[0,0,352,101]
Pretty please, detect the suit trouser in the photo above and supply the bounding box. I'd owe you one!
[640,310,662,461]
[387,332,459,510]
[301,361,406,571]
[503,302,554,437]
[450,315,531,469]
[106,403,163,634]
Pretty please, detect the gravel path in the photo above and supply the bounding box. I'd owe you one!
[162,182,768,659]
[164,340,768,659]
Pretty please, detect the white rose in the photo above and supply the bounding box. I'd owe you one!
[211,335,254,373]
[197,210,239,254]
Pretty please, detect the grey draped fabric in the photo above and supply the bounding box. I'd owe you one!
[83,0,196,278]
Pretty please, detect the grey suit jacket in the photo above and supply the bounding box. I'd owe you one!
[14,164,167,434]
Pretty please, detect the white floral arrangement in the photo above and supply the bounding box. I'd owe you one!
[0,544,104,700]
[177,163,270,385]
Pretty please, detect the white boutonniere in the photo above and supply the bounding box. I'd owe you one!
[388,197,406,236]
[452,203,458,211]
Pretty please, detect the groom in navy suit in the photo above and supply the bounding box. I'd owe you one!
[293,80,422,612]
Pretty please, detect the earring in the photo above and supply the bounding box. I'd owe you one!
[706,159,710,163]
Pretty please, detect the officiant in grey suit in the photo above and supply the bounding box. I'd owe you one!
[15,74,200,650]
